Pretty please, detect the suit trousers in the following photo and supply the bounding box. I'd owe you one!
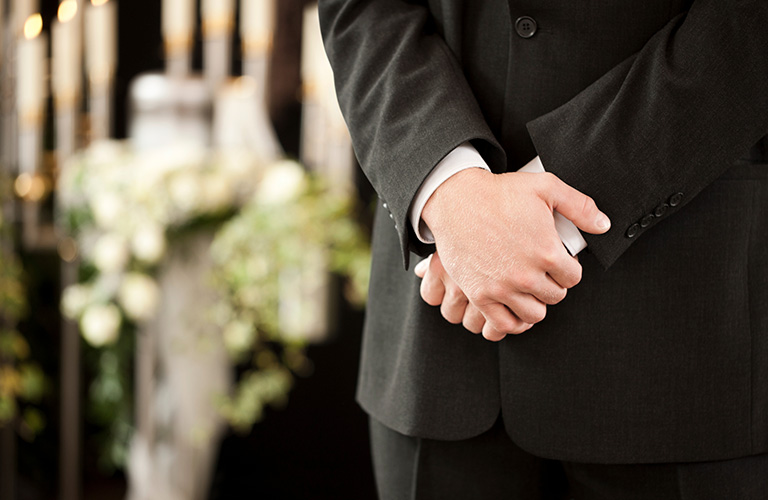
[370,416,768,500]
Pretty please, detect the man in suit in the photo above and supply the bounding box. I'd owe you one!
[319,0,768,498]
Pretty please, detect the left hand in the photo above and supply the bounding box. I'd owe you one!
[415,252,531,341]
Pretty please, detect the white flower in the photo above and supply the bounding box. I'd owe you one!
[223,321,256,353]
[131,224,166,264]
[118,273,160,321]
[93,234,130,273]
[169,171,203,215]
[61,284,93,319]
[90,192,124,229]
[80,304,122,346]
[200,173,233,212]
[257,160,306,205]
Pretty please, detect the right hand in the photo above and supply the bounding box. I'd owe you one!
[421,168,610,341]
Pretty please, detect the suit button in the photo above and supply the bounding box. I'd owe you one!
[626,223,640,238]
[640,214,654,228]
[515,16,537,38]
[669,192,683,207]
[382,202,388,209]
[654,203,669,217]
[389,213,394,220]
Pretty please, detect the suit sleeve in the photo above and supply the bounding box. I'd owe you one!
[526,0,768,269]
[318,0,506,269]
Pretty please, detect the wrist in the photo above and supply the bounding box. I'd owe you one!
[422,168,492,240]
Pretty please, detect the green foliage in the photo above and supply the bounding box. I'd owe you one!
[0,175,46,438]
[209,173,371,430]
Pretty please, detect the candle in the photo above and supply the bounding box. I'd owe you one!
[12,0,40,35]
[163,0,195,50]
[52,1,82,106]
[16,14,47,125]
[201,0,234,36]
[85,0,117,87]
[240,0,274,54]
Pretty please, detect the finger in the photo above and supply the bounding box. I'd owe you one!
[504,294,547,325]
[462,304,485,334]
[533,279,567,306]
[543,251,583,290]
[414,254,432,278]
[420,265,446,306]
[440,284,469,324]
[479,302,530,336]
[521,265,568,304]
[482,322,507,342]
[539,173,611,235]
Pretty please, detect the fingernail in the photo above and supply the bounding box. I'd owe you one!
[596,213,611,231]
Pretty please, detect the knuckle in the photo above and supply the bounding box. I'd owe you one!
[528,305,546,324]
[538,248,560,269]
[483,328,506,342]
[492,317,518,334]
[440,304,460,323]
[541,171,557,186]
[421,286,442,306]
[515,273,536,292]
[444,286,467,304]
[550,287,567,304]
[565,264,583,288]
[463,318,481,334]
[509,323,533,335]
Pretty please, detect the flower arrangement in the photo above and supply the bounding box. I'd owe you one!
[210,160,370,430]
[58,141,265,345]
[57,141,370,466]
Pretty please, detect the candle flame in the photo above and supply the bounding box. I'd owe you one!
[91,0,109,5]
[23,14,44,40]
[58,0,79,23]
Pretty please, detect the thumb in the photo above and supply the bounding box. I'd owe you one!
[546,176,611,235]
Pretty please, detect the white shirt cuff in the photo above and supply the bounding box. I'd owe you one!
[408,142,490,243]
[518,156,588,256]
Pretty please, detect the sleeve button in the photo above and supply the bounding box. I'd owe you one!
[626,223,640,238]
[653,203,669,217]
[640,214,654,228]
[669,192,683,207]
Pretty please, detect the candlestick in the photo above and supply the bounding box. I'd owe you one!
[300,5,324,102]
[202,0,234,36]
[240,0,274,56]
[0,1,4,62]
[163,0,194,76]
[202,0,234,88]
[299,5,354,194]
[86,0,117,140]
[16,14,46,131]
[85,0,116,88]
[12,0,40,36]
[52,2,82,109]
[300,5,329,171]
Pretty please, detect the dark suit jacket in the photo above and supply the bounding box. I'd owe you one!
[319,0,768,464]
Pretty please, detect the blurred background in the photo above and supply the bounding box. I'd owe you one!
[0,0,377,498]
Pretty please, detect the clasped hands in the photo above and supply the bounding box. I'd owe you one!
[414,168,611,341]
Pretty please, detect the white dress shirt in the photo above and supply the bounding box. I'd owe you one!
[408,142,588,255]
